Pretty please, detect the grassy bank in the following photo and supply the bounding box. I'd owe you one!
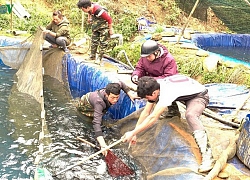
[0,0,250,87]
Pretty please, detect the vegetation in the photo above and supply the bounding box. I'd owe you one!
[0,0,250,87]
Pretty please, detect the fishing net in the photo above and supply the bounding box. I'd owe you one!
[0,36,31,69]
[77,136,134,177]
[118,106,250,180]
[15,28,44,104]
[42,47,66,83]
[105,150,134,177]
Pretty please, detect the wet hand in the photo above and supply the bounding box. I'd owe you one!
[128,135,137,150]
[109,28,114,36]
[101,146,108,156]
[122,131,136,144]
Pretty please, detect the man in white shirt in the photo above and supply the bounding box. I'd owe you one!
[122,74,215,173]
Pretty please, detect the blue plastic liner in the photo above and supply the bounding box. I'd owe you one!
[191,33,250,48]
[65,54,145,120]
[191,33,250,67]
[0,36,22,46]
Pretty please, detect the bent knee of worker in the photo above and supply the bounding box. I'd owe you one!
[56,37,67,45]
[185,111,200,121]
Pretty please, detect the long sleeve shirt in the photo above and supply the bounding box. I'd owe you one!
[88,81,130,137]
[132,44,178,80]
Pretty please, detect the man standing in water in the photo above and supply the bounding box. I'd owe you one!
[75,81,138,156]
[122,75,215,173]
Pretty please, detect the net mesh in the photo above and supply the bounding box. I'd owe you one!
[105,150,134,177]
[0,36,32,69]
[176,0,250,33]
[15,28,44,104]
[118,108,250,179]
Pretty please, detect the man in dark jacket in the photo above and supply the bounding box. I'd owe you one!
[131,40,180,118]
[77,0,114,64]
[75,81,138,156]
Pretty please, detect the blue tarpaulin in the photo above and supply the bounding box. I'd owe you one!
[0,36,249,179]
[191,33,250,48]
[65,54,145,120]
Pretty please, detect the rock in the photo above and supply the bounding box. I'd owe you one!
[183,31,192,40]
[203,55,220,72]
[218,172,229,179]
[151,33,162,41]
[180,43,199,50]
[161,31,175,37]
[196,49,209,57]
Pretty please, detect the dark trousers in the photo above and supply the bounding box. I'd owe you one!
[45,34,68,51]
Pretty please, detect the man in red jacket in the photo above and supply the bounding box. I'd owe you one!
[77,0,114,64]
[131,40,178,83]
[131,40,180,118]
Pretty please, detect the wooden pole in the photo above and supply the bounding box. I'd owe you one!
[243,0,250,6]
[81,11,84,33]
[53,138,123,177]
[10,0,13,32]
[176,0,200,44]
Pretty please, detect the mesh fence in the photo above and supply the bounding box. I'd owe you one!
[175,0,250,33]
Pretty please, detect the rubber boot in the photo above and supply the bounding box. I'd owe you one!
[193,130,215,173]
[95,53,103,65]
[88,54,96,61]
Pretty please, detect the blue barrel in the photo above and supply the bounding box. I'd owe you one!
[236,114,250,169]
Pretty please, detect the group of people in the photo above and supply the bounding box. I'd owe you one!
[43,0,113,65]
[44,0,215,174]
[75,38,215,173]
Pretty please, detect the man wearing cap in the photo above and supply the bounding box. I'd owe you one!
[131,40,179,118]
[131,40,178,84]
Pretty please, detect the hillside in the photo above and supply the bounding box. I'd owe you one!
[4,0,250,36]
[21,0,229,33]
[100,0,229,33]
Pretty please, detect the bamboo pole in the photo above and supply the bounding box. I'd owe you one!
[10,0,13,32]
[52,138,123,177]
[176,0,200,44]
[243,0,250,6]
[177,102,240,128]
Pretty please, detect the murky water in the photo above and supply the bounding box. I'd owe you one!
[0,63,39,179]
[203,46,250,63]
[0,61,145,179]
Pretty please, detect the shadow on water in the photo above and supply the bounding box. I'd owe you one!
[39,75,146,180]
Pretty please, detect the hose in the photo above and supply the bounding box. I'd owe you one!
[117,50,135,70]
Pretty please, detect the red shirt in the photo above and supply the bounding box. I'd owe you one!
[91,4,112,24]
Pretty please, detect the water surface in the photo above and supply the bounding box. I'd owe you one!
[0,61,144,179]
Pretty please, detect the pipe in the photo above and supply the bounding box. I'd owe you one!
[117,50,135,70]
[110,34,123,45]
[13,30,27,36]
[12,2,31,19]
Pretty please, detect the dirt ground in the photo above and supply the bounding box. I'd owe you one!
[109,0,228,32]
[27,0,227,33]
